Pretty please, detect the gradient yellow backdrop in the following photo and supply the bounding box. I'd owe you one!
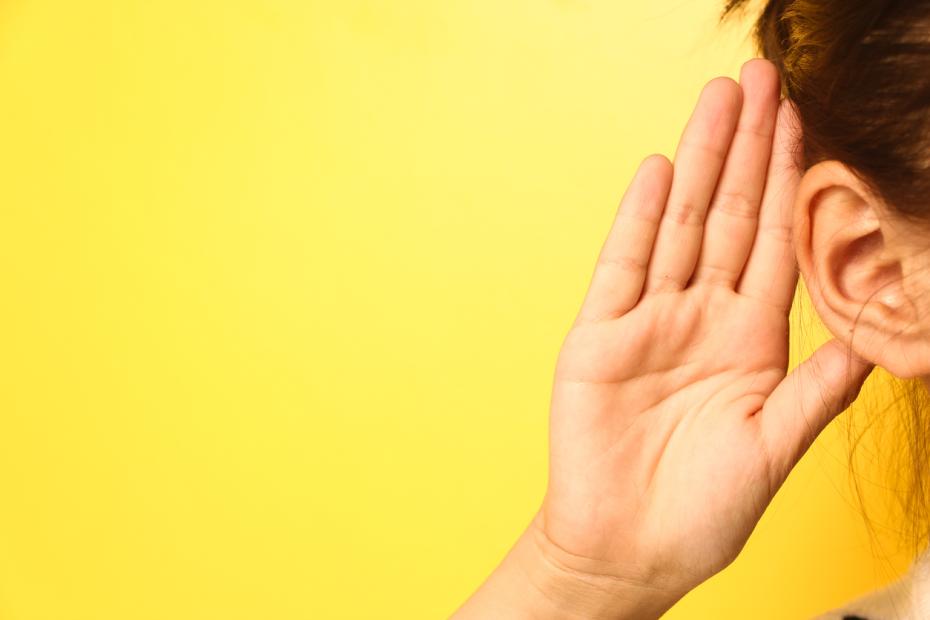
[0,1,914,618]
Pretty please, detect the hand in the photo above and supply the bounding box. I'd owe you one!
[536,58,874,610]
[452,59,875,620]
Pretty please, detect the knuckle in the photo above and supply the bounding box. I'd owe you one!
[712,190,757,219]
[694,262,734,284]
[759,221,792,243]
[647,275,682,294]
[618,206,662,225]
[598,253,648,273]
[736,123,773,140]
[664,199,704,226]
[678,139,727,163]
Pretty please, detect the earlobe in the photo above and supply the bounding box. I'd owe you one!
[793,161,927,378]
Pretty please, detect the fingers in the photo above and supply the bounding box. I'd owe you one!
[736,97,803,312]
[643,77,742,294]
[690,59,780,288]
[575,154,672,323]
[759,339,874,487]
[573,64,796,324]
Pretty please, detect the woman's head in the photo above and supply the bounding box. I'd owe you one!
[721,0,930,549]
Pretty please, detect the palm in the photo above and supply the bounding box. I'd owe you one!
[538,61,873,596]
[549,285,786,579]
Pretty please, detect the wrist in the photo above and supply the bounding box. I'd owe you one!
[519,511,686,619]
[453,511,687,620]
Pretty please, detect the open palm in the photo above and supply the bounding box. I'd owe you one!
[538,60,874,598]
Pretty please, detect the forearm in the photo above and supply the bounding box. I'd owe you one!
[451,513,685,620]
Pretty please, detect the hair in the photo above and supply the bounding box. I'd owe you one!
[720,0,930,558]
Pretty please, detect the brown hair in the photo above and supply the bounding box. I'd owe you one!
[720,0,930,556]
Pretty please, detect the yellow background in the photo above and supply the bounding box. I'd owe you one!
[0,1,914,618]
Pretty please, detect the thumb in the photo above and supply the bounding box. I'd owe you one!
[760,338,874,485]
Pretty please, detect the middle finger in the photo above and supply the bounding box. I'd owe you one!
[690,59,781,288]
[644,76,742,294]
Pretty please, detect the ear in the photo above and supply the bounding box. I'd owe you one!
[794,160,930,379]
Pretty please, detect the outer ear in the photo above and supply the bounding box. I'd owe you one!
[794,160,930,379]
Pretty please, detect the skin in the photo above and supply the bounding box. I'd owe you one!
[452,57,930,619]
